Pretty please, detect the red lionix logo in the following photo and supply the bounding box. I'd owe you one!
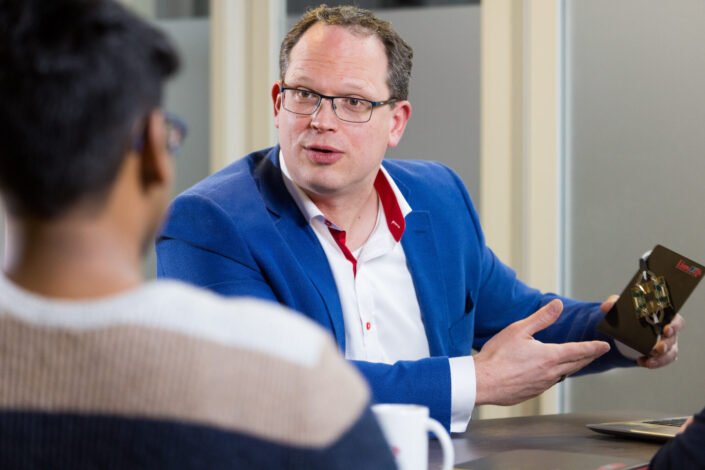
[676,259,703,278]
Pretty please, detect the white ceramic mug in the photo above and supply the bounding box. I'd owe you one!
[372,404,454,470]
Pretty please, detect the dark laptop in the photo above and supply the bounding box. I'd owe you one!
[586,416,687,442]
[455,449,648,470]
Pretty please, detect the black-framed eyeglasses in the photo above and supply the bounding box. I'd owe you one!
[164,111,187,154]
[280,84,397,123]
[132,111,188,155]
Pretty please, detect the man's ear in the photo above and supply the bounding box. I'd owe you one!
[140,110,172,191]
[387,100,412,149]
[272,81,283,128]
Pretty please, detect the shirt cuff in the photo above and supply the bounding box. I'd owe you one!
[449,355,476,433]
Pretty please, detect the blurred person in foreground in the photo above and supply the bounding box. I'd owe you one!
[156,4,683,432]
[649,411,705,469]
[0,0,394,468]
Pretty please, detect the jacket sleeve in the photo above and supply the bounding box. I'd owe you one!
[352,357,452,430]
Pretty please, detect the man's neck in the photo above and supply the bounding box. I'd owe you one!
[3,217,144,299]
[309,184,380,252]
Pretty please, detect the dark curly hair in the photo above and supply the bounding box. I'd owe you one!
[0,0,179,218]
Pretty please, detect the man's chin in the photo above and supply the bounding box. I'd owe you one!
[299,179,351,201]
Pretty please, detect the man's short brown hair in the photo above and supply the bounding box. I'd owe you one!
[279,4,413,101]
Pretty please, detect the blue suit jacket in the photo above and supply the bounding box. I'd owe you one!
[156,146,632,429]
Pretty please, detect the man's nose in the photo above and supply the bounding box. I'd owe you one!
[311,97,338,130]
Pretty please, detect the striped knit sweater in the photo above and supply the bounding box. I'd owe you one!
[0,275,395,469]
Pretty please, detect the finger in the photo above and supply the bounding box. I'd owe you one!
[639,343,678,368]
[663,314,685,338]
[557,351,611,378]
[521,299,563,336]
[553,340,611,364]
[636,355,648,367]
[651,316,682,354]
[651,333,678,356]
[600,295,620,314]
[544,342,611,385]
[559,354,609,377]
[651,337,671,355]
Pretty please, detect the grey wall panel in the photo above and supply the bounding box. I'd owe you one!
[286,4,482,206]
[157,19,211,201]
[147,18,211,278]
[564,0,705,414]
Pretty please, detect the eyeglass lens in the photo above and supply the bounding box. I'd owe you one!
[165,117,186,153]
[283,89,373,123]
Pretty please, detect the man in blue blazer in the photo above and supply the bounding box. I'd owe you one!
[156,5,682,431]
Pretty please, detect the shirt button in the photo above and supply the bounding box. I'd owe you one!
[366,322,371,331]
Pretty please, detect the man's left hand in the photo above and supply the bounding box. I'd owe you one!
[600,295,684,369]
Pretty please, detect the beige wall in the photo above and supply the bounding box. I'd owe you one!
[210,0,283,172]
[480,0,564,419]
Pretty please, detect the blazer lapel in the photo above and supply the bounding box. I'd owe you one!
[397,189,450,357]
[255,147,347,350]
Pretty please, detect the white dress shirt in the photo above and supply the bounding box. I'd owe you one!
[280,153,475,431]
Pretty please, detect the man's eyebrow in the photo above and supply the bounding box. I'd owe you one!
[286,77,373,96]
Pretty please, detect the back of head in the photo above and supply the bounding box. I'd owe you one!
[280,4,413,101]
[0,0,179,219]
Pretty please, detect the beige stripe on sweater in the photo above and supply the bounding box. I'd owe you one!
[0,316,369,447]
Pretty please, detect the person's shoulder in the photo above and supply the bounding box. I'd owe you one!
[178,146,277,202]
[383,158,460,185]
[143,279,334,367]
[383,158,469,208]
[383,158,452,173]
[163,146,280,229]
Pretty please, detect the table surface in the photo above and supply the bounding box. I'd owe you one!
[429,412,669,469]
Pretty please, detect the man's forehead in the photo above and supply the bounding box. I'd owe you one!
[285,23,389,92]
[300,22,376,43]
[289,23,386,63]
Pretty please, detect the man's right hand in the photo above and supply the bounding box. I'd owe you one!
[473,299,610,406]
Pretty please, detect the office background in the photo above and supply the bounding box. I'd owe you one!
[563,0,705,416]
[1,0,703,420]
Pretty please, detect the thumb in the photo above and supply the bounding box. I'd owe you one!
[521,299,563,335]
[600,294,619,314]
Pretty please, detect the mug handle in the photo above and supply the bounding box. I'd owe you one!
[426,418,454,470]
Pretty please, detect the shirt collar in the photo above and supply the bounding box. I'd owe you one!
[279,150,411,240]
